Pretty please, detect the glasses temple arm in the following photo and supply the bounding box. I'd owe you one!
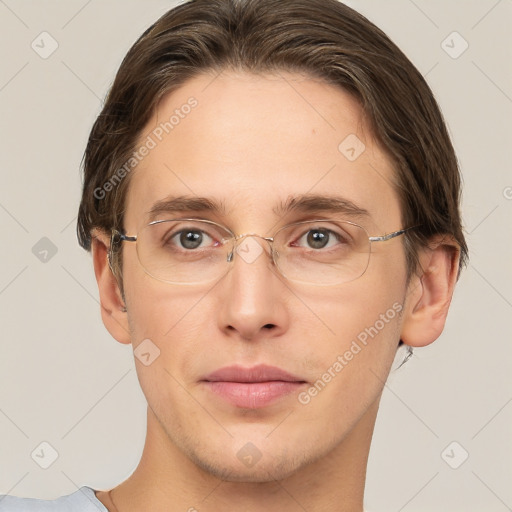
[369,229,408,243]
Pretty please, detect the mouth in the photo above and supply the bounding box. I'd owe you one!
[200,364,308,409]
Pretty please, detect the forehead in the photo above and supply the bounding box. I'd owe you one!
[124,70,401,232]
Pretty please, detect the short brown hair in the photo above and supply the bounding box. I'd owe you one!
[77,0,468,280]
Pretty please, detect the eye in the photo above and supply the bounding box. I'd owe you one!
[166,227,217,250]
[290,225,352,251]
[295,228,337,250]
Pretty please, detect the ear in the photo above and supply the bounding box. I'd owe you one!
[91,229,131,345]
[400,235,461,347]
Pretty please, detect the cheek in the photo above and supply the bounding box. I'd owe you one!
[125,282,213,420]
[300,266,406,349]
[122,240,193,336]
[125,264,218,376]
[293,269,406,408]
[293,303,402,439]
[126,274,207,343]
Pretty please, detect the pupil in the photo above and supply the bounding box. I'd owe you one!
[180,230,202,249]
[307,229,329,249]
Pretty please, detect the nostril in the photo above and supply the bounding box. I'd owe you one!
[263,324,275,329]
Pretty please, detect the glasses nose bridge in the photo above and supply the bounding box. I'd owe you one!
[234,232,274,243]
[228,232,276,263]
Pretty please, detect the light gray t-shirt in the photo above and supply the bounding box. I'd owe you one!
[0,486,107,511]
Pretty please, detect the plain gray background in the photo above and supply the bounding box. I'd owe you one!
[0,1,511,511]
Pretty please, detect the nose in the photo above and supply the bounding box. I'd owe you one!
[216,235,289,341]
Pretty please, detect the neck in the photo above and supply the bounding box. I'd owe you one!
[97,400,380,512]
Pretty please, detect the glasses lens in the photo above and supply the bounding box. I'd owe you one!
[136,219,233,284]
[273,220,371,285]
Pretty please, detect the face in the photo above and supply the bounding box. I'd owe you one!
[120,70,409,482]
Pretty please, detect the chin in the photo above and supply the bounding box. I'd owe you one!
[183,432,326,483]
[191,452,306,483]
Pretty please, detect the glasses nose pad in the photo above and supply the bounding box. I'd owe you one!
[226,236,238,263]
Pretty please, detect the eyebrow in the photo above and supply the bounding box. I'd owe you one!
[147,193,370,221]
[148,196,226,220]
[274,194,370,219]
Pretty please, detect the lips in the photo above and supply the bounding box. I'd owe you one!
[203,364,306,383]
[201,364,307,409]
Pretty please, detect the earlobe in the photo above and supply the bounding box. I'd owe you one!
[91,229,131,345]
[400,235,460,348]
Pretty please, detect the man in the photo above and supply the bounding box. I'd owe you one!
[0,0,467,510]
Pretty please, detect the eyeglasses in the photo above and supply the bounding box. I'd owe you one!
[110,218,412,286]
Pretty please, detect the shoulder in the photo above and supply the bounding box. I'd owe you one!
[0,486,107,512]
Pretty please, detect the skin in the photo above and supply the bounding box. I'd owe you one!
[91,70,460,512]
